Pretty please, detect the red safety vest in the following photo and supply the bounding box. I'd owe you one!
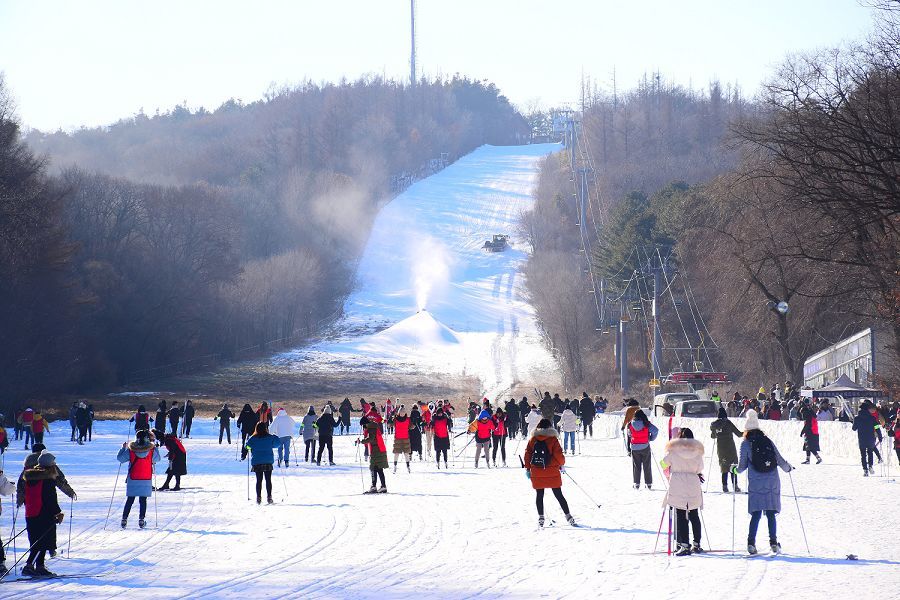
[810,418,819,436]
[433,417,449,438]
[22,409,34,425]
[394,418,410,440]
[629,423,649,445]
[129,450,153,480]
[476,419,494,441]
[25,480,45,518]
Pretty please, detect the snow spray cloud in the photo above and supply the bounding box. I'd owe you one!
[412,236,451,312]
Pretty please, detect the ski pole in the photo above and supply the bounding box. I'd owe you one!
[0,524,53,581]
[278,463,288,500]
[11,500,17,569]
[667,507,673,556]
[704,438,716,493]
[731,472,736,556]
[1,525,28,550]
[653,505,666,553]
[564,471,601,509]
[699,509,712,551]
[246,452,250,501]
[103,462,123,530]
[650,446,668,491]
[67,495,74,558]
[788,470,811,554]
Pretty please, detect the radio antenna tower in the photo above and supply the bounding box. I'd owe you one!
[410,0,417,87]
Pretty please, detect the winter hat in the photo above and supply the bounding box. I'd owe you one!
[744,409,760,431]
[38,451,56,468]
[718,406,727,420]
[24,453,41,469]
[478,409,491,420]
[324,406,333,415]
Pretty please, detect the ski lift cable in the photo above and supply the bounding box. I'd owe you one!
[654,247,697,353]
[568,140,604,325]
[675,256,718,370]
[679,260,721,356]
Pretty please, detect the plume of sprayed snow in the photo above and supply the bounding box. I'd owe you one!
[411,236,451,312]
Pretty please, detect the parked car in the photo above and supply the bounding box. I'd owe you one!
[653,393,718,418]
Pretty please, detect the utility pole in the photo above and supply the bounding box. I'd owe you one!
[410,0,417,87]
[619,304,629,391]
[651,262,663,381]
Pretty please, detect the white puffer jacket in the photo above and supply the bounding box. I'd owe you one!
[271,409,297,438]
[559,409,577,433]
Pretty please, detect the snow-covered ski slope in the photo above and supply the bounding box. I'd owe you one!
[273,144,563,398]
[2,416,898,599]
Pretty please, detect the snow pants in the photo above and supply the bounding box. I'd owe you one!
[748,510,777,544]
[304,439,317,462]
[371,467,386,488]
[721,471,738,491]
[582,418,593,437]
[491,433,506,464]
[563,431,575,453]
[425,430,434,456]
[254,464,273,500]
[123,496,147,520]
[277,436,291,465]
[474,441,491,467]
[219,422,231,444]
[317,436,334,464]
[675,508,701,545]
[860,446,874,470]
[631,447,652,486]
[24,426,33,448]
[535,487,569,516]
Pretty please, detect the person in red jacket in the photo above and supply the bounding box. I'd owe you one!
[392,406,412,473]
[492,408,508,467]
[422,402,434,459]
[524,418,575,527]
[21,406,35,450]
[800,407,822,464]
[31,412,50,445]
[473,409,495,468]
[432,407,452,469]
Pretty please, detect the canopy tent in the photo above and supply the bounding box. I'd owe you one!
[801,374,886,399]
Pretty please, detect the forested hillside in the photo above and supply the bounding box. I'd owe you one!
[1,76,527,401]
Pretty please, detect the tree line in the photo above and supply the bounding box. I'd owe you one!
[1,75,528,403]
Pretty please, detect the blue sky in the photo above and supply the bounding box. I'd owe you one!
[0,0,877,131]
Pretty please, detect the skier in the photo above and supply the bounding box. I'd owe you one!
[68,402,78,442]
[154,401,167,439]
[505,399,520,439]
[242,422,281,504]
[409,404,424,461]
[16,444,77,514]
[800,406,822,464]
[621,399,641,456]
[215,404,235,444]
[559,405,577,455]
[359,410,388,493]
[256,401,273,425]
[432,406,452,469]
[525,405,542,437]
[0,469,16,576]
[852,400,878,476]
[579,393,596,437]
[518,397,530,438]
[130,404,153,433]
[339,397,354,435]
[524,418,575,527]
[237,403,257,447]
[491,407,507,467]
[539,392,555,423]
[31,411,50,446]
[159,433,187,491]
[300,406,318,462]
[392,406,412,473]
[422,403,434,458]
[20,405,34,450]
[629,409,657,489]
[181,400,195,438]
[660,428,705,555]
[167,401,182,436]
[316,406,340,466]
[73,401,89,445]
[21,452,66,577]
[473,409,494,468]
[733,409,793,555]
[87,403,95,441]
[117,429,160,529]
[710,406,742,492]
[271,407,296,467]
[892,412,900,464]
[384,399,395,434]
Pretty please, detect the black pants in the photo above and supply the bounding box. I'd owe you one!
[170,420,180,436]
[371,467,386,488]
[70,421,77,441]
[162,474,181,489]
[317,436,334,463]
[507,420,518,438]
[583,418,593,437]
[123,496,147,520]
[436,448,448,464]
[255,466,273,499]
[87,420,93,441]
[340,415,350,434]
[491,434,506,463]
[77,426,87,443]
[631,447,652,485]
[183,418,193,437]
[242,431,250,446]
[34,431,45,445]
[305,439,317,461]
[535,487,569,516]
[26,549,47,568]
[520,419,527,437]
[873,445,882,461]
[860,446,874,470]
[219,422,231,444]
[721,471,738,490]
[675,508,701,545]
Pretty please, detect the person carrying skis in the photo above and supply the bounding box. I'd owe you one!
[316,406,340,466]
[660,428,705,556]
[359,411,388,493]
[154,401,167,439]
[167,401,182,437]
[159,433,187,491]
[559,406,578,455]
[710,406,742,492]
[491,407,508,467]
[800,406,822,464]
[215,404,235,444]
[237,403,257,446]
[472,409,494,468]
[432,406,452,469]
[852,400,878,476]
[339,398,354,435]
[0,469,16,576]
[271,408,296,467]
[21,452,66,577]
[242,422,281,504]
[524,418,575,527]
[181,400,196,438]
[256,401,273,426]
[117,429,160,529]
[300,406,318,462]
[733,409,793,555]
[629,409,657,489]
[409,404,424,461]
[392,405,412,473]
[579,393,596,437]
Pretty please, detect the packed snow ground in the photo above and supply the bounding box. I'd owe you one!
[2,415,898,598]
[272,144,563,399]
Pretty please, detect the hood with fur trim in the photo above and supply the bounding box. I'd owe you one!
[664,437,704,458]
[128,440,154,455]
[533,427,557,438]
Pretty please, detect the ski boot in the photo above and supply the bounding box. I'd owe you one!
[675,543,692,556]
[377,486,387,494]
[172,485,181,491]
[364,486,377,494]
[723,485,729,493]
[864,469,869,477]
[691,542,705,554]
[158,483,170,491]
[406,462,411,473]
[267,497,274,505]
[538,516,545,528]
[502,460,507,467]
[35,566,56,577]
[21,563,38,577]
[645,484,652,490]
[139,519,146,529]
[392,464,398,474]
[801,459,810,464]
[747,543,758,555]
[121,518,127,529]
[0,562,7,577]
[565,513,576,526]
[735,485,742,493]
[436,461,441,470]
[633,483,640,490]
[277,460,282,468]
[329,462,336,466]
[770,541,781,554]
[816,456,822,464]
[256,496,262,505]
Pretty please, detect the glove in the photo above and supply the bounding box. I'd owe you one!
[560,466,566,474]
[698,474,705,483]
[730,465,739,475]
[525,470,531,480]
[786,464,793,472]
[55,512,65,524]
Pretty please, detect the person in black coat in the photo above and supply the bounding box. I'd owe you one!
[21,452,65,577]
[75,402,90,444]
[579,394,596,437]
[852,401,879,476]
[505,399,520,439]
[168,402,182,436]
[237,404,257,446]
[409,405,423,459]
[155,401,168,439]
[215,404,235,444]
[339,398,354,435]
[87,403,95,441]
[159,434,187,490]
[316,407,340,465]
[518,397,530,438]
[181,400,196,438]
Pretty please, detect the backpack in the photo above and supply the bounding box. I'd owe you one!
[530,439,552,468]
[750,435,777,473]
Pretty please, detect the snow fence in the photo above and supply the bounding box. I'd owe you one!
[592,413,880,462]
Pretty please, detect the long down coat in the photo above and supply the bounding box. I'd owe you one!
[710,417,742,474]
[736,430,791,514]
[524,428,565,490]
[662,438,705,511]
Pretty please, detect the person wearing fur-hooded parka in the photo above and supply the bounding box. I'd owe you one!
[116,430,161,528]
[661,429,705,555]
[524,419,575,527]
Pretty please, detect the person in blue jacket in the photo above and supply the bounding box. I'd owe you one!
[852,400,879,476]
[242,422,281,504]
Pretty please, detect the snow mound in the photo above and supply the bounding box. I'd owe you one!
[364,310,460,351]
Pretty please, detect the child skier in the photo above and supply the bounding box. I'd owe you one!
[159,433,187,491]
[733,409,793,554]
[117,429,160,529]
[800,407,822,464]
[710,406,742,492]
[661,428,705,555]
[242,422,281,504]
[271,408,297,467]
[473,409,494,468]
[524,418,575,527]
[392,406,412,473]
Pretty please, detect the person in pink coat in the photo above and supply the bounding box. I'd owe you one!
[661,428,706,556]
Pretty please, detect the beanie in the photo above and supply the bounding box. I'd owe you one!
[744,409,760,431]
[38,451,56,468]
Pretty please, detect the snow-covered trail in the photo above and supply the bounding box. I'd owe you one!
[273,144,563,399]
[2,417,898,598]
